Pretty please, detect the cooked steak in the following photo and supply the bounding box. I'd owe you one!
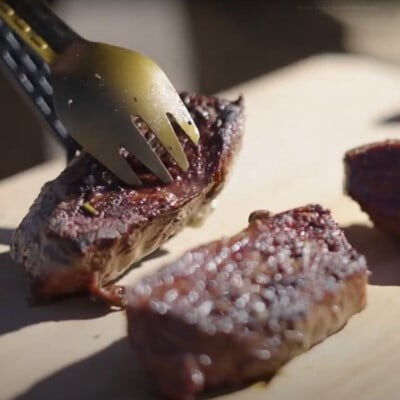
[345,140,400,235]
[126,204,368,399]
[11,93,244,304]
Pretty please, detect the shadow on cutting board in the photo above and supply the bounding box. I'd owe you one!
[377,112,400,125]
[343,224,400,286]
[0,246,167,336]
[15,338,156,400]
[14,339,264,400]
[0,251,110,336]
[0,228,14,246]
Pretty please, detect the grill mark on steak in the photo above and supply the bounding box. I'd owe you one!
[345,140,400,236]
[126,204,368,399]
[11,93,244,304]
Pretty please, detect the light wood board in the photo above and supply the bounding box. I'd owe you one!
[1,54,400,400]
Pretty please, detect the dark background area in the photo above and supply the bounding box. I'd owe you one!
[0,0,398,179]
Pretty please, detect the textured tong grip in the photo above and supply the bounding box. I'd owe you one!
[0,1,80,159]
[6,0,82,53]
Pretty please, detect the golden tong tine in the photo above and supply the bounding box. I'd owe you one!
[0,0,199,185]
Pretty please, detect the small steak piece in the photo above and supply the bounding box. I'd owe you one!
[11,93,244,304]
[345,140,400,235]
[126,204,368,399]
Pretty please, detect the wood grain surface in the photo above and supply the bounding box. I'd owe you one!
[1,54,400,400]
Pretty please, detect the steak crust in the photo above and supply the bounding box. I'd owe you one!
[345,140,400,235]
[11,93,244,304]
[126,205,368,399]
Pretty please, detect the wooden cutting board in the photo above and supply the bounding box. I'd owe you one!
[1,54,400,400]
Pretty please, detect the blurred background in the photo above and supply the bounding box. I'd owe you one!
[0,0,399,179]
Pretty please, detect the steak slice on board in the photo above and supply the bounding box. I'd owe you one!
[127,204,368,399]
[345,140,400,236]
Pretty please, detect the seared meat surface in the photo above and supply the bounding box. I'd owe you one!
[11,93,244,304]
[345,140,400,235]
[126,204,368,399]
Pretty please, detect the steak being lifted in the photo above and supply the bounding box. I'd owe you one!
[11,93,244,304]
[126,204,368,399]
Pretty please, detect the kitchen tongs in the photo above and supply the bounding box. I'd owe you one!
[0,0,199,185]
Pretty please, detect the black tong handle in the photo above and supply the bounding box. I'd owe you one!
[0,1,81,159]
[7,0,82,53]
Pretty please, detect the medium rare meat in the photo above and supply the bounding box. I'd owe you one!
[126,204,368,399]
[11,93,244,304]
[345,140,400,235]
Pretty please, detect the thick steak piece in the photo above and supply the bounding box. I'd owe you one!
[345,140,400,235]
[11,93,244,304]
[126,205,368,399]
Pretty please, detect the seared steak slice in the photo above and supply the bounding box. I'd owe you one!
[345,140,400,235]
[11,93,243,304]
[126,205,368,399]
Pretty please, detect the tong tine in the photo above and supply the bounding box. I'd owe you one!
[94,147,142,187]
[122,116,173,183]
[144,113,189,171]
[172,112,200,145]
[96,114,174,185]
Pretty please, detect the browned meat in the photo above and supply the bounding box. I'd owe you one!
[345,140,400,235]
[11,93,244,304]
[126,204,368,399]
